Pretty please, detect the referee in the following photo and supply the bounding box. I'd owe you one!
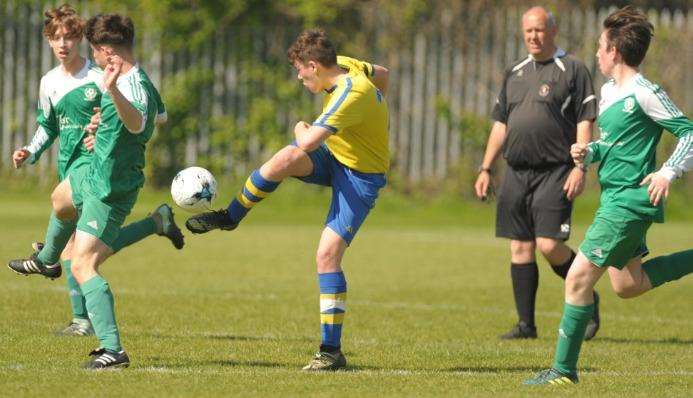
[474,6,600,340]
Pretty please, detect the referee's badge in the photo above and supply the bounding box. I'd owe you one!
[538,84,550,97]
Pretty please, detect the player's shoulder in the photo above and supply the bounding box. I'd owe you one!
[632,74,661,97]
[600,78,616,97]
[40,65,65,88]
[337,55,373,78]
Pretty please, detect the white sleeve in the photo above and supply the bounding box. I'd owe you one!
[117,79,148,133]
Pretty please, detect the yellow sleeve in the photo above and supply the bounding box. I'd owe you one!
[313,78,363,133]
[337,55,374,78]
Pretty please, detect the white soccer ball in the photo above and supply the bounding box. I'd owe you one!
[170,166,218,213]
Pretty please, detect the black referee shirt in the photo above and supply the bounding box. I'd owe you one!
[491,49,597,168]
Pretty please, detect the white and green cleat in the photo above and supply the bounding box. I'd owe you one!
[524,368,578,385]
[151,204,185,249]
[56,319,95,336]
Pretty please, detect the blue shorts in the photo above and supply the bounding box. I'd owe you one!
[295,144,386,245]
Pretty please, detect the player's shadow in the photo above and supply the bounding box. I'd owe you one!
[146,358,286,369]
[445,365,597,373]
[140,332,312,343]
[595,336,693,346]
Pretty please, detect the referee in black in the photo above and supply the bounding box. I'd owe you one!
[475,6,600,340]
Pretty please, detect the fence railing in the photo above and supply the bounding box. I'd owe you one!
[1,2,690,184]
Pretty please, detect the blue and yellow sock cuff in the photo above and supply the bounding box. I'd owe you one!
[235,170,280,209]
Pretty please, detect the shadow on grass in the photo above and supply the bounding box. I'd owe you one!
[595,336,693,346]
[138,332,312,343]
[145,358,286,369]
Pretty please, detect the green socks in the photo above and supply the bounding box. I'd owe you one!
[111,217,157,253]
[81,275,122,352]
[642,250,693,288]
[63,260,88,320]
[552,302,594,374]
[37,213,76,265]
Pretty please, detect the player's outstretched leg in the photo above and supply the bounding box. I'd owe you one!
[186,169,280,234]
[187,145,313,234]
[111,203,184,251]
[642,249,693,290]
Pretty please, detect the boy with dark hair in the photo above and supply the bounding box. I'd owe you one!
[524,6,692,385]
[10,12,175,369]
[9,5,180,338]
[186,28,390,371]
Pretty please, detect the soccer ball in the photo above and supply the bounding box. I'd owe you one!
[170,167,218,213]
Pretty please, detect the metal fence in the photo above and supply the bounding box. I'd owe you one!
[1,2,691,183]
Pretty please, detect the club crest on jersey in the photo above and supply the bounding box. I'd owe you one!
[84,87,98,101]
[623,97,635,113]
[538,84,550,97]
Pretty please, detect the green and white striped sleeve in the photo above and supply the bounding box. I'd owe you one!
[640,84,693,181]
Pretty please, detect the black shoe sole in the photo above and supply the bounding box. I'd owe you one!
[7,263,61,280]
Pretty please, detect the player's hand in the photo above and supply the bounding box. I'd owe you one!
[474,171,492,201]
[640,172,670,206]
[85,107,100,135]
[571,143,588,164]
[563,167,586,201]
[83,134,96,152]
[12,148,30,169]
[103,55,123,91]
[294,121,311,134]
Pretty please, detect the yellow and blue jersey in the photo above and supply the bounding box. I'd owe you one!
[313,55,390,174]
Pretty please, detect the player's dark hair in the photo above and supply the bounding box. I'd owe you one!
[603,6,653,67]
[287,29,337,67]
[43,4,84,40]
[85,14,135,49]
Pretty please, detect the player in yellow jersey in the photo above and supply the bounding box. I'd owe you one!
[186,29,389,371]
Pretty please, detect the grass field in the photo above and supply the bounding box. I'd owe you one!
[0,184,691,397]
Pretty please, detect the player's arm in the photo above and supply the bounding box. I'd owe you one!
[638,86,693,205]
[294,122,332,152]
[370,64,389,95]
[104,56,147,134]
[14,79,59,168]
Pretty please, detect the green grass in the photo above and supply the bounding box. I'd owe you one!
[0,184,691,397]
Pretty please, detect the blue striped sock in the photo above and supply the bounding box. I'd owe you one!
[318,272,347,350]
[227,169,280,223]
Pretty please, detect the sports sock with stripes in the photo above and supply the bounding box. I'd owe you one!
[37,213,76,265]
[318,272,347,351]
[552,302,594,374]
[642,249,693,289]
[81,275,122,353]
[227,169,280,224]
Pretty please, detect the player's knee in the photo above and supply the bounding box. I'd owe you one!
[612,283,641,299]
[565,271,590,297]
[510,240,535,260]
[267,147,302,175]
[315,247,339,272]
[535,237,559,256]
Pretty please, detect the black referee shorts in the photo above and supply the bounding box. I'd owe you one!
[496,164,573,241]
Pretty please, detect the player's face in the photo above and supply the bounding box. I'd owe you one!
[596,31,616,77]
[90,44,110,69]
[294,60,321,94]
[48,26,81,64]
[522,14,555,58]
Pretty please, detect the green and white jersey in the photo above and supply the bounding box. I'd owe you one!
[24,59,102,180]
[586,74,693,222]
[86,65,162,201]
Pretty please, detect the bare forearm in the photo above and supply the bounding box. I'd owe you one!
[109,86,145,134]
[371,65,389,95]
[576,120,593,145]
[480,122,507,169]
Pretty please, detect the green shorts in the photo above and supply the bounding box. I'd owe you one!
[579,208,651,269]
[69,169,137,250]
